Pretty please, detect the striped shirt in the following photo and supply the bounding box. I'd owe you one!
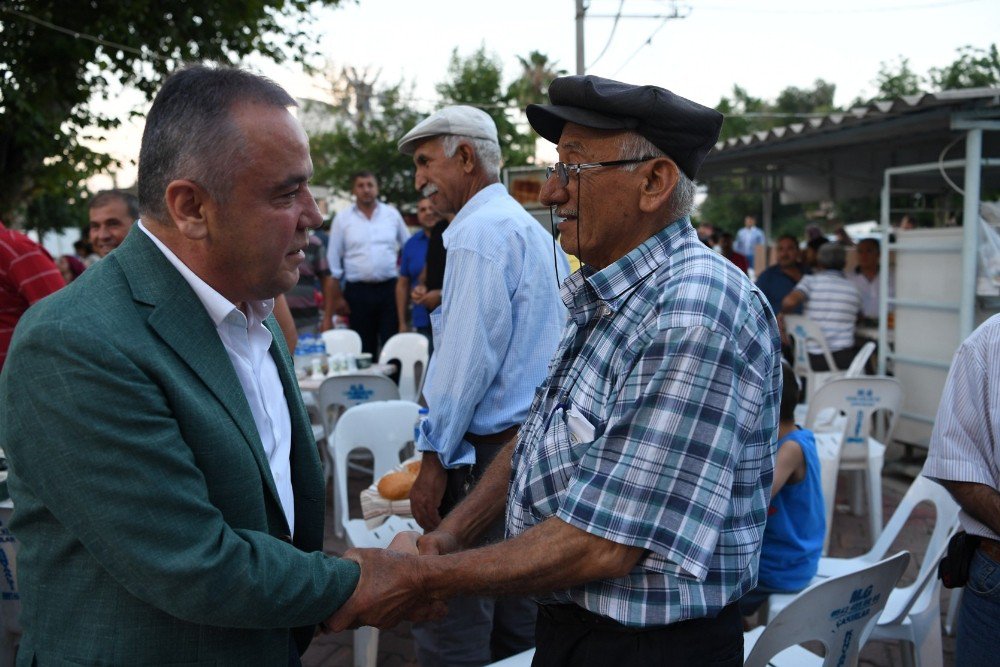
[793,270,862,353]
[923,314,1000,541]
[506,218,782,627]
[0,223,65,371]
[416,184,569,468]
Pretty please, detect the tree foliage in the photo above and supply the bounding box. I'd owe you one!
[871,57,923,100]
[436,46,533,167]
[507,50,566,108]
[929,43,1000,90]
[774,79,836,115]
[0,0,346,230]
[705,79,839,233]
[309,82,424,210]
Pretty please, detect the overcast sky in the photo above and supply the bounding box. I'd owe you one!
[92,0,998,188]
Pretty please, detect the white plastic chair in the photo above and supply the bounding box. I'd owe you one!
[868,526,956,667]
[785,315,847,401]
[321,328,362,356]
[378,333,429,403]
[813,431,845,556]
[329,401,423,667]
[0,504,20,666]
[317,374,400,537]
[745,552,910,667]
[805,376,902,545]
[845,341,877,378]
[766,476,959,667]
[944,588,961,636]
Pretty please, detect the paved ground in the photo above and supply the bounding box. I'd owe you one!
[303,448,955,667]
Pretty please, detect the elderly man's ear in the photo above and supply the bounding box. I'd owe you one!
[165,180,211,240]
[638,159,680,214]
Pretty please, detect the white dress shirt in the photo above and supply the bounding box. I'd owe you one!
[326,202,409,283]
[847,267,895,320]
[139,222,295,535]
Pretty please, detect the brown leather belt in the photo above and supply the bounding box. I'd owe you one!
[464,424,520,447]
[980,537,1000,562]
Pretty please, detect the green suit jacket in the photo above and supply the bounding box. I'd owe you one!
[0,228,359,665]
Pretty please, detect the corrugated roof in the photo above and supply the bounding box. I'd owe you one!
[713,87,1000,154]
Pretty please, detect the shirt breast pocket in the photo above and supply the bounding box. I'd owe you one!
[522,405,584,521]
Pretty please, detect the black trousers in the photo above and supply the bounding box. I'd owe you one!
[532,603,743,667]
[809,345,858,372]
[343,279,397,355]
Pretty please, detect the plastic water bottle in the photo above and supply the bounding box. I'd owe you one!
[414,407,429,445]
[293,344,308,373]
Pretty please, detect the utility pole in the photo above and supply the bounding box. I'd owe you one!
[575,0,586,75]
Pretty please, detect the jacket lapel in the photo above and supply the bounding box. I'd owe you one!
[115,228,285,518]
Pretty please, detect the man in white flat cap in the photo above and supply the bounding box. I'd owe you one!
[397,105,568,665]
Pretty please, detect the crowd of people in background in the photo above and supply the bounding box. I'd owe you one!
[695,215,898,375]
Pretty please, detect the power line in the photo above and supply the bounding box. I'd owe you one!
[692,0,985,14]
[587,0,626,70]
[609,16,672,77]
[607,1,688,77]
[0,7,170,62]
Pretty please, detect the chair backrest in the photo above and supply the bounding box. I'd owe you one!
[378,333,429,402]
[785,314,839,374]
[330,400,421,529]
[813,431,845,555]
[861,476,961,623]
[321,329,362,356]
[805,376,903,450]
[745,552,910,667]
[315,374,400,435]
[845,341,877,378]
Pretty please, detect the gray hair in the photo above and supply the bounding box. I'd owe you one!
[817,242,847,270]
[440,134,502,182]
[617,132,696,221]
[89,189,139,220]
[138,65,297,223]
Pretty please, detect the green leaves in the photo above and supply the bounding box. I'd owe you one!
[0,0,347,227]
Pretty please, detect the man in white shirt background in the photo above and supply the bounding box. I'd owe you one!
[322,171,410,354]
[847,237,894,327]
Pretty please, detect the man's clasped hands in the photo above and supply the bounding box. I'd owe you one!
[323,529,458,632]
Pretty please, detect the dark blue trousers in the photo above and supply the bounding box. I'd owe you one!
[343,279,398,355]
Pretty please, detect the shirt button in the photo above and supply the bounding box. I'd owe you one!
[600,305,612,317]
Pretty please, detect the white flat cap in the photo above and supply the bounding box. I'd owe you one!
[397,105,499,155]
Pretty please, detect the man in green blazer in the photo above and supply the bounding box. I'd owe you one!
[0,66,410,665]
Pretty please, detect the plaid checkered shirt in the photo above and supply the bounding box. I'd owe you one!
[506,217,782,627]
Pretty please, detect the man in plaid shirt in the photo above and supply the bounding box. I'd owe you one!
[329,75,782,666]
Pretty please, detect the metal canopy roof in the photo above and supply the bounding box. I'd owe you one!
[699,88,1000,204]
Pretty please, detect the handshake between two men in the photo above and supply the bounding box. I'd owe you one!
[324,529,457,632]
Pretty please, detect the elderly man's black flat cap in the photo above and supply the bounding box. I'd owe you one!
[526,75,723,179]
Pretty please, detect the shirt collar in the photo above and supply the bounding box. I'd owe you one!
[352,201,382,217]
[444,183,505,243]
[561,216,692,325]
[138,221,274,328]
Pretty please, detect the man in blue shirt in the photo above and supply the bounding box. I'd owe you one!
[395,196,436,342]
[735,214,766,271]
[395,105,569,665]
[756,233,808,316]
